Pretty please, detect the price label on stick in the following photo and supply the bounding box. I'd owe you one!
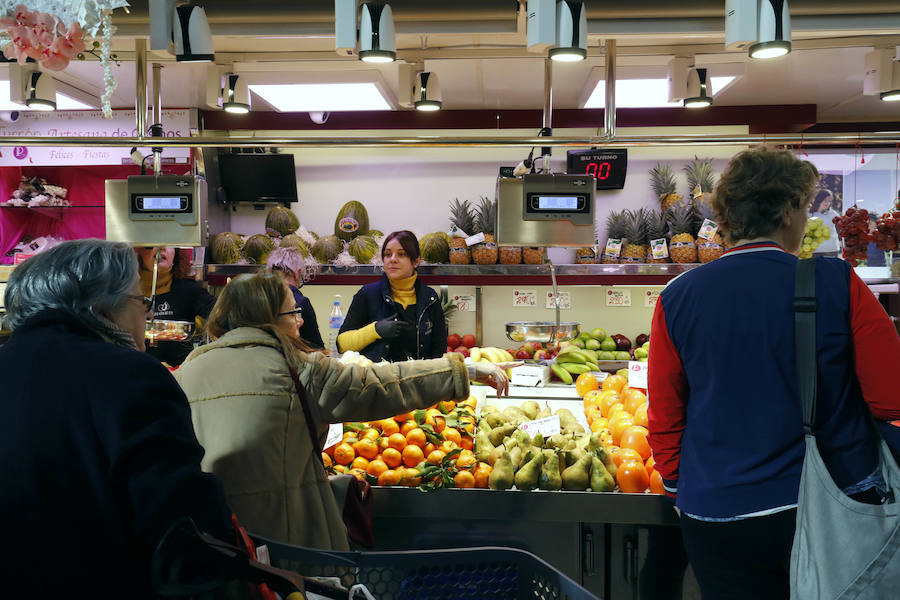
[323,423,343,451]
[454,294,475,312]
[697,219,719,241]
[606,288,632,307]
[545,291,571,309]
[518,415,561,437]
[513,289,537,307]
[628,361,648,389]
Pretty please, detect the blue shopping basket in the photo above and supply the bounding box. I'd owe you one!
[250,532,599,600]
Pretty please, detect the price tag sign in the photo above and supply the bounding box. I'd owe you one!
[323,423,343,451]
[465,232,486,247]
[697,219,719,241]
[604,238,623,258]
[545,291,571,309]
[628,361,648,389]
[650,238,669,259]
[454,294,475,312]
[644,289,661,308]
[513,289,537,307]
[518,415,561,437]
[606,288,632,307]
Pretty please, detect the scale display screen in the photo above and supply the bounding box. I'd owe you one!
[131,194,191,213]
[536,196,581,210]
[566,148,628,190]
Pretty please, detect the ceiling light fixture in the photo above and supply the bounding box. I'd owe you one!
[725,0,791,60]
[549,1,587,62]
[413,71,442,111]
[864,48,900,102]
[24,69,56,111]
[683,68,713,108]
[668,58,714,108]
[172,3,215,62]
[585,77,735,109]
[359,2,396,64]
[222,73,250,114]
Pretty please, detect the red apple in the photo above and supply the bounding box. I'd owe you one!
[523,342,541,354]
[447,346,454,353]
[447,333,462,349]
[635,333,650,347]
[515,349,531,360]
[454,346,470,358]
[533,349,551,361]
[461,334,477,348]
[612,334,632,351]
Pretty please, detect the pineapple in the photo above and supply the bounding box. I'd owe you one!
[667,202,698,263]
[645,209,670,264]
[471,196,498,265]
[499,245,522,264]
[522,247,544,264]
[683,156,716,203]
[575,247,596,264]
[601,210,626,264]
[448,198,474,264]
[620,208,649,263]
[695,200,725,263]
[649,163,682,212]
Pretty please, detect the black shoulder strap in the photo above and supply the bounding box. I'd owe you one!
[289,365,326,467]
[794,257,818,435]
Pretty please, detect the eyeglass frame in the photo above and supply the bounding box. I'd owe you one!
[278,307,303,319]
[126,294,154,311]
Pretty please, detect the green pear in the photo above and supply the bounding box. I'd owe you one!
[509,445,524,470]
[520,400,540,420]
[532,433,544,448]
[587,432,604,452]
[489,451,515,490]
[475,429,494,463]
[502,437,519,451]
[564,446,586,468]
[536,404,552,419]
[502,406,528,425]
[489,424,516,446]
[511,428,530,446]
[547,434,568,450]
[488,444,506,466]
[477,418,492,433]
[555,408,579,429]
[538,453,562,491]
[592,446,618,478]
[514,452,544,490]
[561,454,593,490]
[485,412,507,429]
[590,455,616,492]
[563,423,586,435]
[480,404,500,417]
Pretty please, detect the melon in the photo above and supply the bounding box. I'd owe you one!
[420,232,450,263]
[368,229,384,238]
[334,201,370,241]
[311,235,344,264]
[210,232,243,264]
[264,205,300,237]
[348,235,378,264]
[242,234,275,264]
[279,233,310,257]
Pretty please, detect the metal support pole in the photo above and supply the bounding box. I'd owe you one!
[151,63,163,174]
[541,58,553,172]
[605,39,616,140]
[475,286,483,347]
[135,39,147,138]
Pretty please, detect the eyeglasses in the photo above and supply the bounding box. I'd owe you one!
[278,308,303,319]
[126,294,154,311]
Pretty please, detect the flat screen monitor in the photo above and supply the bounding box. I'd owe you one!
[217,153,298,203]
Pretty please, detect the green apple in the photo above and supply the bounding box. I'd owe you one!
[600,338,617,352]
[598,351,615,361]
[634,347,648,359]
[616,368,629,378]
[585,338,602,351]
[573,339,585,349]
[642,341,650,349]
[638,356,648,362]
[591,328,607,341]
[614,351,632,361]
[578,331,593,341]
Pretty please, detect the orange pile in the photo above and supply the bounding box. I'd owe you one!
[578,372,661,495]
[323,396,493,489]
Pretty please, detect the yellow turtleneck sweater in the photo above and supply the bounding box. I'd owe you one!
[139,267,173,296]
[337,273,417,353]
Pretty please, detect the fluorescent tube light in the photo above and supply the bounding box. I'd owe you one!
[583,77,735,108]
[248,83,391,112]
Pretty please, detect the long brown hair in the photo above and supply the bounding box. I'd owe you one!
[206,272,315,362]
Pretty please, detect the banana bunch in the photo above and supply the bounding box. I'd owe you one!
[550,346,600,384]
[470,347,515,363]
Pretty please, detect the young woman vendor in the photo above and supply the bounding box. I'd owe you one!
[338,231,446,361]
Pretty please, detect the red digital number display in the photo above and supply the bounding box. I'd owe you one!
[585,161,611,180]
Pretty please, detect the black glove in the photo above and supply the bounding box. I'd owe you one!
[375,317,414,340]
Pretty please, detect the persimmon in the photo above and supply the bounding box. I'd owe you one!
[645,455,656,474]
[377,469,403,486]
[616,460,650,493]
[621,388,648,415]
[633,403,649,428]
[381,447,403,468]
[619,426,652,461]
[649,469,665,495]
[453,470,476,488]
[401,444,425,468]
[590,417,609,433]
[583,389,604,411]
[609,414,635,445]
[601,374,627,394]
[333,442,355,466]
[610,446,643,468]
[586,406,604,425]
[575,372,600,397]
[387,432,407,451]
[405,427,427,448]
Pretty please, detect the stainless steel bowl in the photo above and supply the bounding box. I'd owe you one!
[505,321,580,344]
[145,320,196,342]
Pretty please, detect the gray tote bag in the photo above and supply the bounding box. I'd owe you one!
[790,258,900,599]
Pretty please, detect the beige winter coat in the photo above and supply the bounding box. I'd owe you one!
[174,327,469,550]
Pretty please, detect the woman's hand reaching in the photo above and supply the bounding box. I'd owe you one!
[466,361,523,398]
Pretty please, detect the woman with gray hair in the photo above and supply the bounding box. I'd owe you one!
[266,245,324,349]
[0,239,232,599]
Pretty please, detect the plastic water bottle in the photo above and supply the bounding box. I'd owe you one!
[328,295,344,356]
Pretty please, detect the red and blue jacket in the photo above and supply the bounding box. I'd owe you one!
[648,243,900,518]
